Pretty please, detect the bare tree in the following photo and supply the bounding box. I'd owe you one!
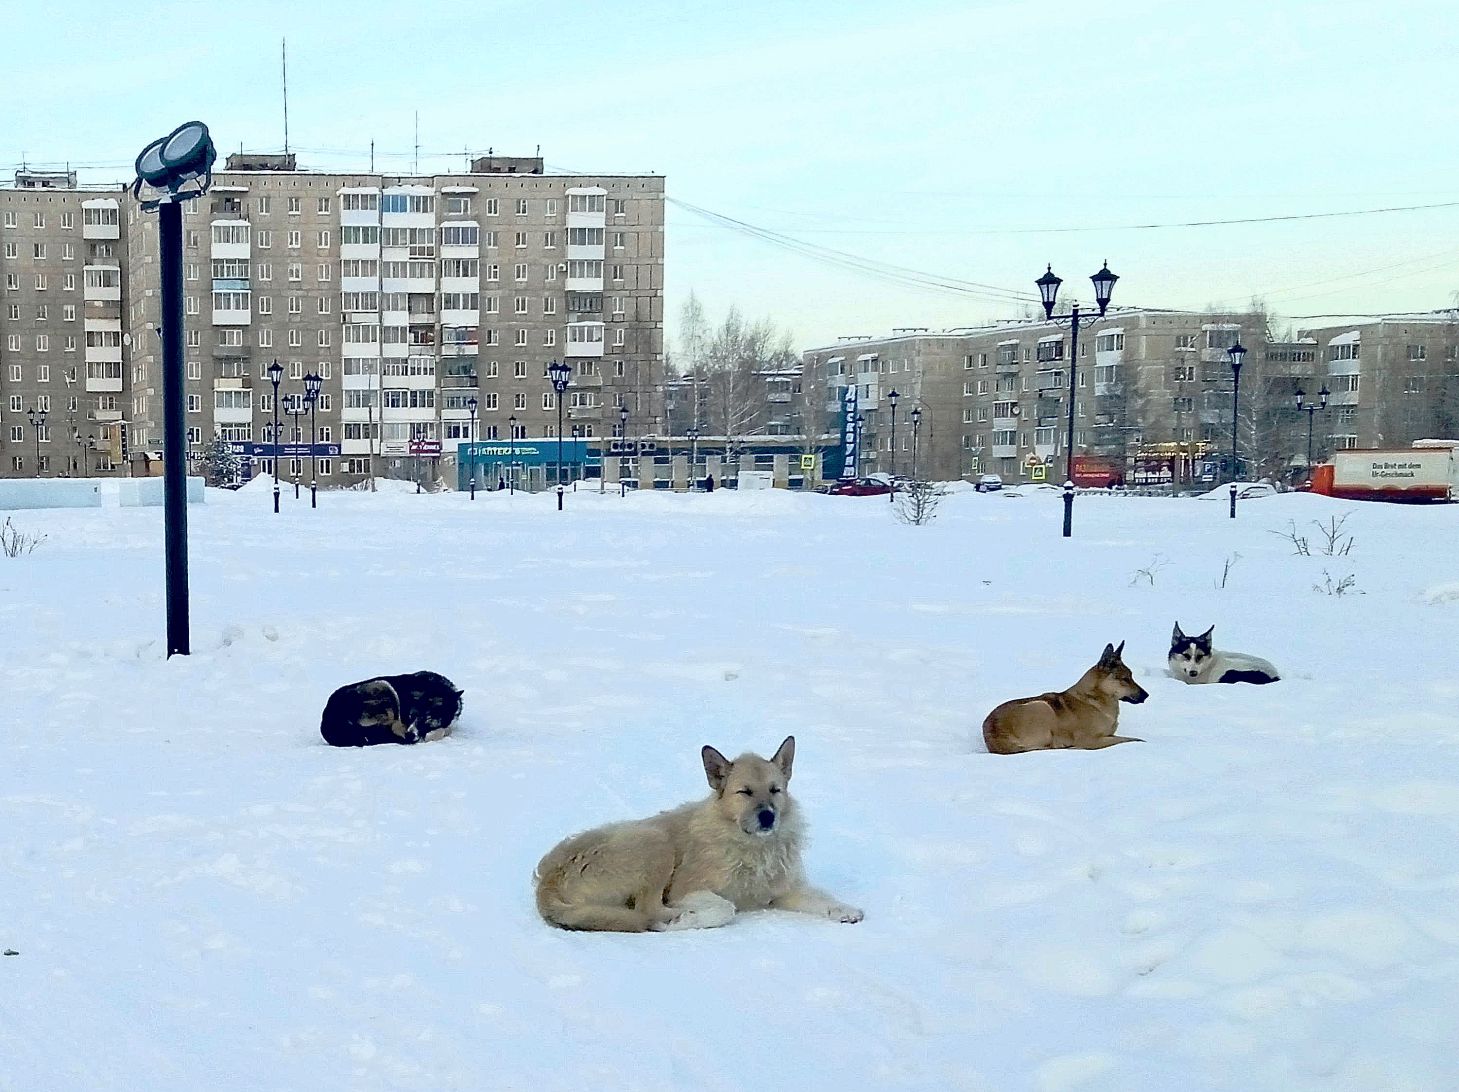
[678,291,710,430]
[702,307,778,451]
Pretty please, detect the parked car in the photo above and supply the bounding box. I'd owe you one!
[1238,483,1277,499]
[975,474,1004,493]
[821,477,894,497]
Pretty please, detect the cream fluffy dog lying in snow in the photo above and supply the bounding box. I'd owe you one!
[534,736,863,932]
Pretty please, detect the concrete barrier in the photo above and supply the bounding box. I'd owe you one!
[118,477,206,507]
[0,479,102,510]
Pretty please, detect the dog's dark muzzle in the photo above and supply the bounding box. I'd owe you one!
[1125,688,1150,704]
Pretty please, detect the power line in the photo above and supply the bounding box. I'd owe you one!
[678,197,1459,237]
[667,197,1035,306]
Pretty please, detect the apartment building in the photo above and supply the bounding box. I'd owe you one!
[800,331,968,481]
[0,170,127,477]
[0,152,665,484]
[1296,317,1459,452]
[123,153,665,485]
[804,310,1273,484]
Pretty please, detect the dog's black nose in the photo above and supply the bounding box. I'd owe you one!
[757,809,775,830]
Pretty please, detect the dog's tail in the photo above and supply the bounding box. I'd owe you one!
[533,872,654,933]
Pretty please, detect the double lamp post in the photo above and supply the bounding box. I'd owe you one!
[1035,261,1118,538]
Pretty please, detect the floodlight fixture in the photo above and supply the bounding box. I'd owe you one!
[132,121,217,208]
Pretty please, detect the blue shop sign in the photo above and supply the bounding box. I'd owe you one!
[231,443,342,458]
[459,439,593,467]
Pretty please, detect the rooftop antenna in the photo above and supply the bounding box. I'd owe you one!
[369,139,375,173]
[281,39,290,154]
[413,112,419,175]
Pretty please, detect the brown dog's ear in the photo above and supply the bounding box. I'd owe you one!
[1100,642,1117,665]
[1115,640,1125,658]
[702,745,732,792]
[771,735,795,779]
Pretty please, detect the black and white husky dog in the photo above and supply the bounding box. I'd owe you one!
[320,670,465,746]
[1168,623,1280,685]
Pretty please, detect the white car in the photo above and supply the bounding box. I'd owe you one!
[975,474,1004,493]
[1238,483,1277,499]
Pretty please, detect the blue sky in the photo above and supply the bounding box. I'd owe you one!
[5,0,1457,347]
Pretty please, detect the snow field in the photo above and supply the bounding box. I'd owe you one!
[2,485,1458,1091]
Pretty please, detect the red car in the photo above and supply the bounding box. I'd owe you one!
[822,477,893,497]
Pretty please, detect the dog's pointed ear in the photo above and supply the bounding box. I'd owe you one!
[1198,625,1214,645]
[702,745,732,793]
[1100,642,1117,666]
[772,735,795,779]
[1172,621,1185,643]
[1115,640,1125,658]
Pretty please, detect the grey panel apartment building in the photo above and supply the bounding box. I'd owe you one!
[0,171,127,475]
[1,154,665,483]
[805,310,1281,484]
[1295,317,1459,451]
[806,308,1459,485]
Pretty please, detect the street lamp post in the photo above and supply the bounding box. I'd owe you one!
[1035,261,1119,538]
[1227,339,1247,519]
[620,404,630,495]
[887,388,900,501]
[508,414,517,494]
[1294,384,1330,479]
[303,372,321,509]
[687,425,699,490]
[285,393,307,499]
[467,396,478,499]
[132,119,217,658]
[26,407,46,477]
[910,406,922,481]
[266,360,283,514]
[83,433,94,477]
[548,360,571,496]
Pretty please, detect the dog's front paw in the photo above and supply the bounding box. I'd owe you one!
[828,904,864,924]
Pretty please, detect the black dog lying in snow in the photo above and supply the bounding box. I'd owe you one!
[320,671,464,746]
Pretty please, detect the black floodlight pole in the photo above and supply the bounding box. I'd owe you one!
[133,120,217,657]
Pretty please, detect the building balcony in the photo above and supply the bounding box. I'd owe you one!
[996,361,1020,374]
[213,377,251,389]
[84,377,123,393]
[1094,382,1124,397]
[88,408,123,422]
[992,445,1017,459]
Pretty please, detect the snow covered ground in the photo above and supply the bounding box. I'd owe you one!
[3,483,1458,1091]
